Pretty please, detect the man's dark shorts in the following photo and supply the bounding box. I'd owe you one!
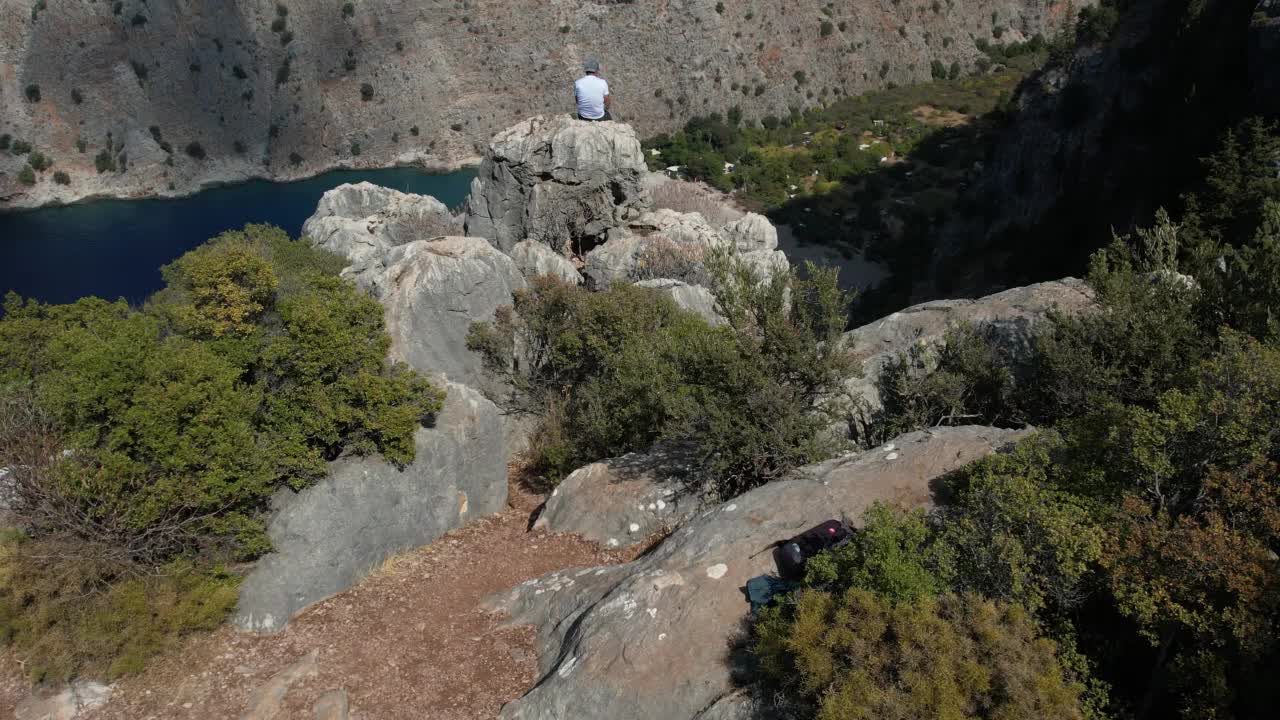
[578,111,612,121]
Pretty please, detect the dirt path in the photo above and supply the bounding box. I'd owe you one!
[4,482,628,719]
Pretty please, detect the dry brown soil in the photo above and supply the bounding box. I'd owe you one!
[1,480,630,719]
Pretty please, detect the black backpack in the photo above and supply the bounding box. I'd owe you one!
[772,519,855,581]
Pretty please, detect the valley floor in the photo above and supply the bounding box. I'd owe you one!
[1,477,631,720]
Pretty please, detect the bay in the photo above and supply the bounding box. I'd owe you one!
[0,167,476,307]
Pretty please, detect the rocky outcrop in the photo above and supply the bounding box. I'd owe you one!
[925,0,1261,298]
[344,236,525,386]
[489,426,1031,720]
[235,382,508,633]
[462,116,650,254]
[0,1,1078,211]
[583,209,787,289]
[301,183,461,266]
[634,279,724,326]
[720,213,779,253]
[510,240,583,284]
[533,446,707,549]
[15,682,113,720]
[841,278,1094,425]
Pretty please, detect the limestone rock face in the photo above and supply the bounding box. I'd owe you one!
[841,278,1095,430]
[720,213,779,253]
[582,209,784,289]
[489,426,1031,720]
[15,682,113,720]
[302,182,461,266]
[463,116,650,254]
[510,240,583,284]
[634,279,724,326]
[1,1,1079,211]
[533,447,707,549]
[344,236,525,386]
[234,382,508,633]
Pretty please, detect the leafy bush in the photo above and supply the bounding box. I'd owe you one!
[361,83,374,101]
[53,171,70,185]
[24,84,40,102]
[185,141,206,159]
[17,165,35,185]
[10,140,32,156]
[94,149,116,173]
[0,224,442,679]
[27,150,51,172]
[0,134,8,150]
[755,590,1087,719]
[342,2,354,18]
[468,256,854,495]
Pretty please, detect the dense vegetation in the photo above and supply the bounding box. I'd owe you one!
[643,41,1046,322]
[468,253,854,497]
[0,225,442,681]
[754,119,1280,719]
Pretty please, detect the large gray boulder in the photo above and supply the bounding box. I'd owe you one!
[583,209,786,289]
[235,382,508,633]
[344,236,526,386]
[462,115,651,254]
[510,240,584,284]
[533,446,707,549]
[720,212,779,253]
[302,182,461,267]
[490,426,1030,720]
[634,279,724,326]
[842,278,1095,428]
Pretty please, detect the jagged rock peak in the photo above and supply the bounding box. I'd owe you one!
[302,182,460,267]
[463,115,651,254]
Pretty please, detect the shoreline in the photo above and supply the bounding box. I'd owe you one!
[0,155,483,216]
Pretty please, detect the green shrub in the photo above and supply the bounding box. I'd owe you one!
[27,150,51,172]
[0,533,239,683]
[341,2,354,18]
[0,134,8,150]
[1076,2,1121,45]
[53,171,70,185]
[17,165,35,185]
[754,590,1087,719]
[11,139,32,156]
[24,84,40,102]
[804,504,950,603]
[820,21,833,37]
[350,141,361,156]
[185,142,206,159]
[0,225,442,679]
[130,13,147,26]
[469,256,854,495]
[871,323,1017,442]
[94,149,116,173]
[715,2,724,14]
[71,88,83,104]
[360,83,374,101]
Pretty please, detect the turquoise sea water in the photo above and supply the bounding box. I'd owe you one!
[0,167,476,307]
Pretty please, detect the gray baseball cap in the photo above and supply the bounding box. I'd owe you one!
[584,57,600,73]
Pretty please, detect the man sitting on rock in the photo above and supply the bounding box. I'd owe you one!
[574,58,612,121]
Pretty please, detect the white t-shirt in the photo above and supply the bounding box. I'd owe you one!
[574,74,610,119]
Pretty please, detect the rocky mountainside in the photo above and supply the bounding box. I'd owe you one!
[0,0,1081,210]
[922,0,1278,298]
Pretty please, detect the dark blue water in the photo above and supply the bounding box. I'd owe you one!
[0,167,476,307]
